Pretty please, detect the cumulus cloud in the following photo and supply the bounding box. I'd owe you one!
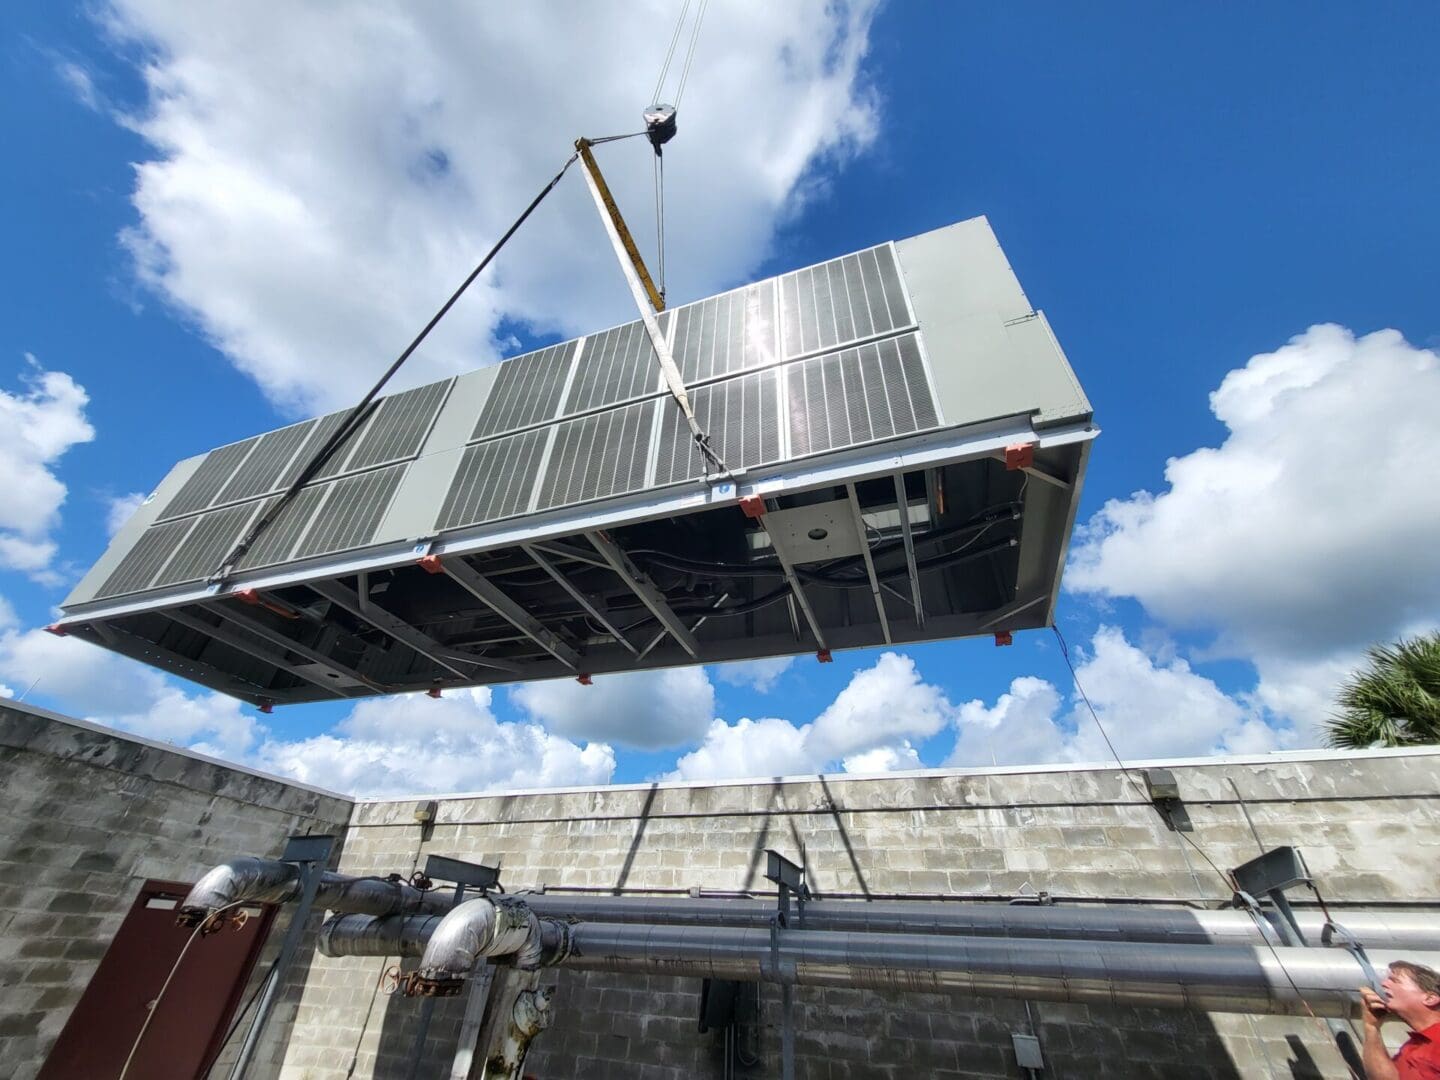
[511,666,715,750]
[949,627,1286,767]
[0,618,611,795]
[1069,326,1440,741]
[668,651,953,781]
[99,1,882,415]
[0,358,95,580]
[714,657,796,693]
[806,652,952,762]
[252,689,614,796]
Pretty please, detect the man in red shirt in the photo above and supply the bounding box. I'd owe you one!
[1361,961,1440,1079]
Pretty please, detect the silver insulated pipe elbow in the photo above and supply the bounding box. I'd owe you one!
[178,857,453,925]
[410,897,547,995]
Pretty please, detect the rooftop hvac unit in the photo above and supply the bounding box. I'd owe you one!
[54,217,1096,707]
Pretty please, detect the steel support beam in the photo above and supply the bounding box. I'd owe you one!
[529,539,612,570]
[207,601,387,693]
[523,544,639,656]
[164,609,353,699]
[893,474,925,627]
[763,505,829,651]
[638,592,729,660]
[584,531,699,658]
[844,482,891,645]
[309,580,519,677]
[434,557,580,669]
[89,621,279,704]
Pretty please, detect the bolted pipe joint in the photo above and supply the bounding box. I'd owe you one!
[407,896,548,997]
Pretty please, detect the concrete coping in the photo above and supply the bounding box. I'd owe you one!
[356,744,1440,805]
[0,697,352,802]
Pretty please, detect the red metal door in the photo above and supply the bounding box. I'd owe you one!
[39,879,274,1080]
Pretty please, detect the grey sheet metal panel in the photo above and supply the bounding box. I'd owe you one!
[158,436,262,520]
[536,400,653,510]
[786,333,939,457]
[563,320,661,413]
[896,217,1092,429]
[471,341,576,439]
[215,419,317,505]
[653,369,783,486]
[62,215,1094,617]
[669,281,779,382]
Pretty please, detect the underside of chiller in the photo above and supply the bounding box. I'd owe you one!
[55,216,1096,706]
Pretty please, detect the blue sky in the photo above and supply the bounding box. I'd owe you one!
[2,3,1437,795]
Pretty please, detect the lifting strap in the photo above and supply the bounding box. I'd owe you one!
[575,137,729,478]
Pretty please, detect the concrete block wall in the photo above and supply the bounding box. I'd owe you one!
[0,701,353,1080]
[284,747,1440,1079]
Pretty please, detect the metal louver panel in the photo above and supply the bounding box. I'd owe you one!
[472,342,577,440]
[153,502,263,587]
[236,485,331,571]
[293,463,408,559]
[436,429,549,532]
[787,333,939,458]
[671,282,778,383]
[96,518,196,598]
[537,401,652,510]
[158,437,261,520]
[346,379,452,471]
[305,409,377,482]
[654,370,782,487]
[563,321,659,413]
[215,419,317,505]
[779,244,913,359]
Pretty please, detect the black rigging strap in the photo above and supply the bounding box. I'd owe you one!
[208,151,581,584]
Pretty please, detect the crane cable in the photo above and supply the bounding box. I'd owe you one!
[648,0,708,303]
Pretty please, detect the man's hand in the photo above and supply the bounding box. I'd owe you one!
[1359,986,1390,1028]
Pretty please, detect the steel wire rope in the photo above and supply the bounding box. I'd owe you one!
[121,899,249,1080]
[650,0,693,106]
[207,150,583,584]
[1051,622,1364,1078]
[673,0,709,109]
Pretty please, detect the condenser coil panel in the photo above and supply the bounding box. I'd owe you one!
[58,217,1096,707]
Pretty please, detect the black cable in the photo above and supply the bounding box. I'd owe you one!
[209,150,581,583]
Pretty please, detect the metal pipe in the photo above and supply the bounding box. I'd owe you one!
[318,912,440,958]
[513,894,1440,952]
[560,923,1432,1020]
[415,897,546,988]
[179,857,451,923]
[316,909,1437,1019]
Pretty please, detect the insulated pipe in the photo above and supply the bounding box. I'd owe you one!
[319,912,441,959]
[316,910,1437,1019]
[178,857,451,924]
[415,897,547,986]
[515,894,1440,952]
[560,923,1436,1020]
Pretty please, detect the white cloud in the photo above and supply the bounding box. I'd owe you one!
[668,716,814,782]
[0,359,95,580]
[56,59,102,112]
[106,491,148,536]
[806,652,952,762]
[0,616,611,795]
[668,651,953,781]
[1069,325,1440,741]
[948,627,1286,768]
[511,666,715,750]
[842,742,923,774]
[100,1,882,415]
[252,688,614,797]
[714,656,796,693]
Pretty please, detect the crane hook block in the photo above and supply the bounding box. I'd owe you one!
[644,103,677,153]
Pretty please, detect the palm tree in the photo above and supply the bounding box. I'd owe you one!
[1327,632,1440,748]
